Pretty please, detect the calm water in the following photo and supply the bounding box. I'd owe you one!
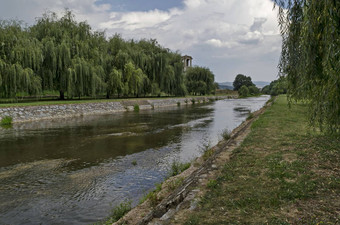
[0,96,269,225]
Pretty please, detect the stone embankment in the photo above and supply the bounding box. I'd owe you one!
[0,96,236,123]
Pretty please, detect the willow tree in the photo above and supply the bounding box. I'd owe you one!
[106,68,123,98]
[185,66,215,95]
[275,0,340,133]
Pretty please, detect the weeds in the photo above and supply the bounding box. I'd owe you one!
[184,215,200,225]
[0,116,12,126]
[207,179,218,189]
[170,161,191,176]
[131,160,137,166]
[177,102,181,107]
[139,183,162,206]
[220,128,231,140]
[168,177,184,191]
[103,201,131,224]
[191,99,196,104]
[134,104,140,112]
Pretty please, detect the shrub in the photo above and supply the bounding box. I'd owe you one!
[191,99,196,104]
[177,102,181,107]
[238,85,249,97]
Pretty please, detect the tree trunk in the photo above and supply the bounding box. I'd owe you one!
[59,91,65,100]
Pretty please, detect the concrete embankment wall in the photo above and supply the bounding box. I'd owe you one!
[0,96,236,123]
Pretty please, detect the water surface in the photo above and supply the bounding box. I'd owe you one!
[0,96,269,224]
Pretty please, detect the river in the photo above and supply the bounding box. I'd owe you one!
[0,95,269,225]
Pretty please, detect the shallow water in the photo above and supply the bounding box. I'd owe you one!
[0,96,269,225]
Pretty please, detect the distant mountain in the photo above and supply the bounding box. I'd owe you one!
[253,81,270,88]
[218,82,233,90]
[218,81,270,89]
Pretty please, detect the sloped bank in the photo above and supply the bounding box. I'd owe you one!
[0,96,236,124]
[111,98,274,225]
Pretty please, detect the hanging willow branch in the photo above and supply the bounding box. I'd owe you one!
[274,0,340,133]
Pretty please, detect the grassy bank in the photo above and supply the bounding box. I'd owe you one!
[182,95,339,224]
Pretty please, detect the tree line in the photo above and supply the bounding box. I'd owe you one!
[274,0,339,133]
[0,10,216,100]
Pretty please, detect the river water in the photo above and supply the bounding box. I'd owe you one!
[0,96,269,225]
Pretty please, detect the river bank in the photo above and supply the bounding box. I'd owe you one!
[0,95,236,123]
[112,95,339,225]
[109,97,274,225]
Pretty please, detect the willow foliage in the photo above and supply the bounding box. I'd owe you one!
[275,0,340,133]
[0,10,206,100]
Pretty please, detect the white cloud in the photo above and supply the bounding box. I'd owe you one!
[0,0,282,82]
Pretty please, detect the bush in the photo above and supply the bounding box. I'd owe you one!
[238,85,249,97]
[248,85,260,95]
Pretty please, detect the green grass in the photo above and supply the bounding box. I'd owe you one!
[139,183,163,206]
[133,104,140,112]
[170,161,191,176]
[100,201,131,225]
[181,95,340,224]
[0,116,12,125]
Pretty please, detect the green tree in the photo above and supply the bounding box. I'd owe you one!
[238,85,249,97]
[233,74,254,91]
[185,66,215,95]
[274,0,340,132]
[248,85,260,96]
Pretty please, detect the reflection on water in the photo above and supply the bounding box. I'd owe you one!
[0,96,269,225]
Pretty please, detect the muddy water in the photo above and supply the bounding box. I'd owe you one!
[0,96,269,224]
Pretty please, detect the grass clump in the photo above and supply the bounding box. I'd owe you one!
[191,99,196,104]
[1,116,12,126]
[177,101,181,107]
[131,160,137,166]
[202,148,214,161]
[102,201,131,224]
[139,183,162,206]
[134,104,140,112]
[170,161,191,176]
[220,128,231,140]
[207,179,218,189]
[168,177,184,191]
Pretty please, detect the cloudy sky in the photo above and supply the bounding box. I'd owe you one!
[0,0,282,82]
